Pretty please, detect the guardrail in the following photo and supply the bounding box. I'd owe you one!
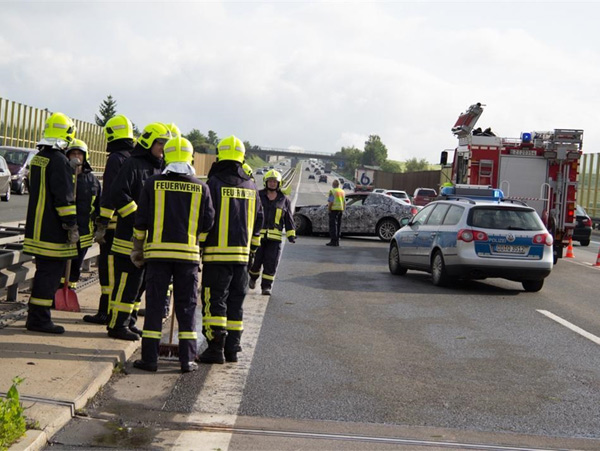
[0,224,99,302]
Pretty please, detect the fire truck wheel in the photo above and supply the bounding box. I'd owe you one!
[522,280,544,292]
[431,251,449,287]
[388,242,407,275]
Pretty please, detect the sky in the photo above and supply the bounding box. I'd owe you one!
[1,1,599,164]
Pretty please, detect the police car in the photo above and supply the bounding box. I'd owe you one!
[388,192,553,292]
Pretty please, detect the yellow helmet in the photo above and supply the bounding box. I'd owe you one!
[67,138,88,157]
[165,123,181,138]
[264,169,282,188]
[217,135,245,163]
[138,122,171,150]
[43,112,76,143]
[163,137,194,165]
[242,163,253,177]
[105,115,134,142]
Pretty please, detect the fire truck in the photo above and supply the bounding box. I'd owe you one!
[441,102,583,263]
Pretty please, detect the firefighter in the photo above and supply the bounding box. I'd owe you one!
[248,169,296,295]
[84,114,135,325]
[23,112,78,334]
[197,135,263,364]
[62,139,101,289]
[107,122,170,341]
[131,137,215,373]
[326,179,346,247]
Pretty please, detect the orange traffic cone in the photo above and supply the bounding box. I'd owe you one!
[565,238,575,258]
[594,246,600,267]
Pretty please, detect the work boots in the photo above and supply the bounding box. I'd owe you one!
[225,330,243,363]
[197,330,227,364]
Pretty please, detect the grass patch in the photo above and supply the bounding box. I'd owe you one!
[0,377,27,450]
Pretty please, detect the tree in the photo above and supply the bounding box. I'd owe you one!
[335,145,362,176]
[207,130,219,147]
[380,160,403,173]
[95,95,117,126]
[404,157,430,172]
[362,135,388,167]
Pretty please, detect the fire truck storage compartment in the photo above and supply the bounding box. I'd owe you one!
[499,155,548,216]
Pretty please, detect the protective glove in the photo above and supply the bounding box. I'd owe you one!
[94,220,108,245]
[130,238,145,269]
[288,236,296,243]
[62,223,79,245]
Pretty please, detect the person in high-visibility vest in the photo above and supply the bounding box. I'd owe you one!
[131,137,215,373]
[248,169,295,295]
[197,135,264,364]
[23,112,78,334]
[326,179,346,247]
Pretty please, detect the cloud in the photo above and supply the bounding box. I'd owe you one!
[1,1,599,163]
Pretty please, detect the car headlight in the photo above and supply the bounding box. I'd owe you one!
[11,175,19,180]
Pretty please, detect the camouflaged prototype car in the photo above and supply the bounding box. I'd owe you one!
[294,193,418,241]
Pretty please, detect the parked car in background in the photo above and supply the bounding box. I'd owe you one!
[318,175,328,183]
[388,198,553,291]
[308,174,315,180]
[342,182,353,190]
[305,167,310,171]
[372,188,385,193]
[381,190,411,205]
[294,192,417,241]
[255,169,264,175]
[0,146,38,195]
[573,205,592,246]
[413,187,437,206]
[0,155,11,202]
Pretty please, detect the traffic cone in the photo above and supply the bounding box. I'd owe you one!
[565,238,575,258]
[594,246,600,267]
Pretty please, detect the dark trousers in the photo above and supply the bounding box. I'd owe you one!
[108,254,144,330]
[141,261,199,364]
[329,210,343,243]
[27,257,66,326]
[249,239,282,289]
[201,264,248,353]
[95,229,115,316]
[61,245,88,287]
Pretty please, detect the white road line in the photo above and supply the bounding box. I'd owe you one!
[184,166,303,450]
[537,310,600,346]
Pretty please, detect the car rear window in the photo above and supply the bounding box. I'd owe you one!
[417,189,436,197]
[469,207,544,231]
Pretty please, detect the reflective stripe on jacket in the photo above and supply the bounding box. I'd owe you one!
[258,189,296,242]
[134,174,215,263]
[202,161,263,264]
[23,147,77,260]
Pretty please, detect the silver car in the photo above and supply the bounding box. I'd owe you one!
[0,155,11,202]
[294,192,417,241]
[388,199,553,291]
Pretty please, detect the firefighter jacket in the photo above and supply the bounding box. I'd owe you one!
[110,145,162,256]
[23,145,77,260]
[75,161,101,249]
[98,139,133,230]
[202,160,264,264]
[133,173,215,263]
[258,189,296,242]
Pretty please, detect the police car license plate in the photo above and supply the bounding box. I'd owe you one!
[495,245,526,254]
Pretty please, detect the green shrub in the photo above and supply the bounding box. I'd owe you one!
[0,377,27,450]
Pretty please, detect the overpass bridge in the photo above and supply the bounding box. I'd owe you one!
[250,146,344,162]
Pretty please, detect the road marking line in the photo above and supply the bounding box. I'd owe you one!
[537,310,600,346]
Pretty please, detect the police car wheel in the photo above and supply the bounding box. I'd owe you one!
[388,242,407,275]
[522,280,544,292]
[431,251,449,286]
